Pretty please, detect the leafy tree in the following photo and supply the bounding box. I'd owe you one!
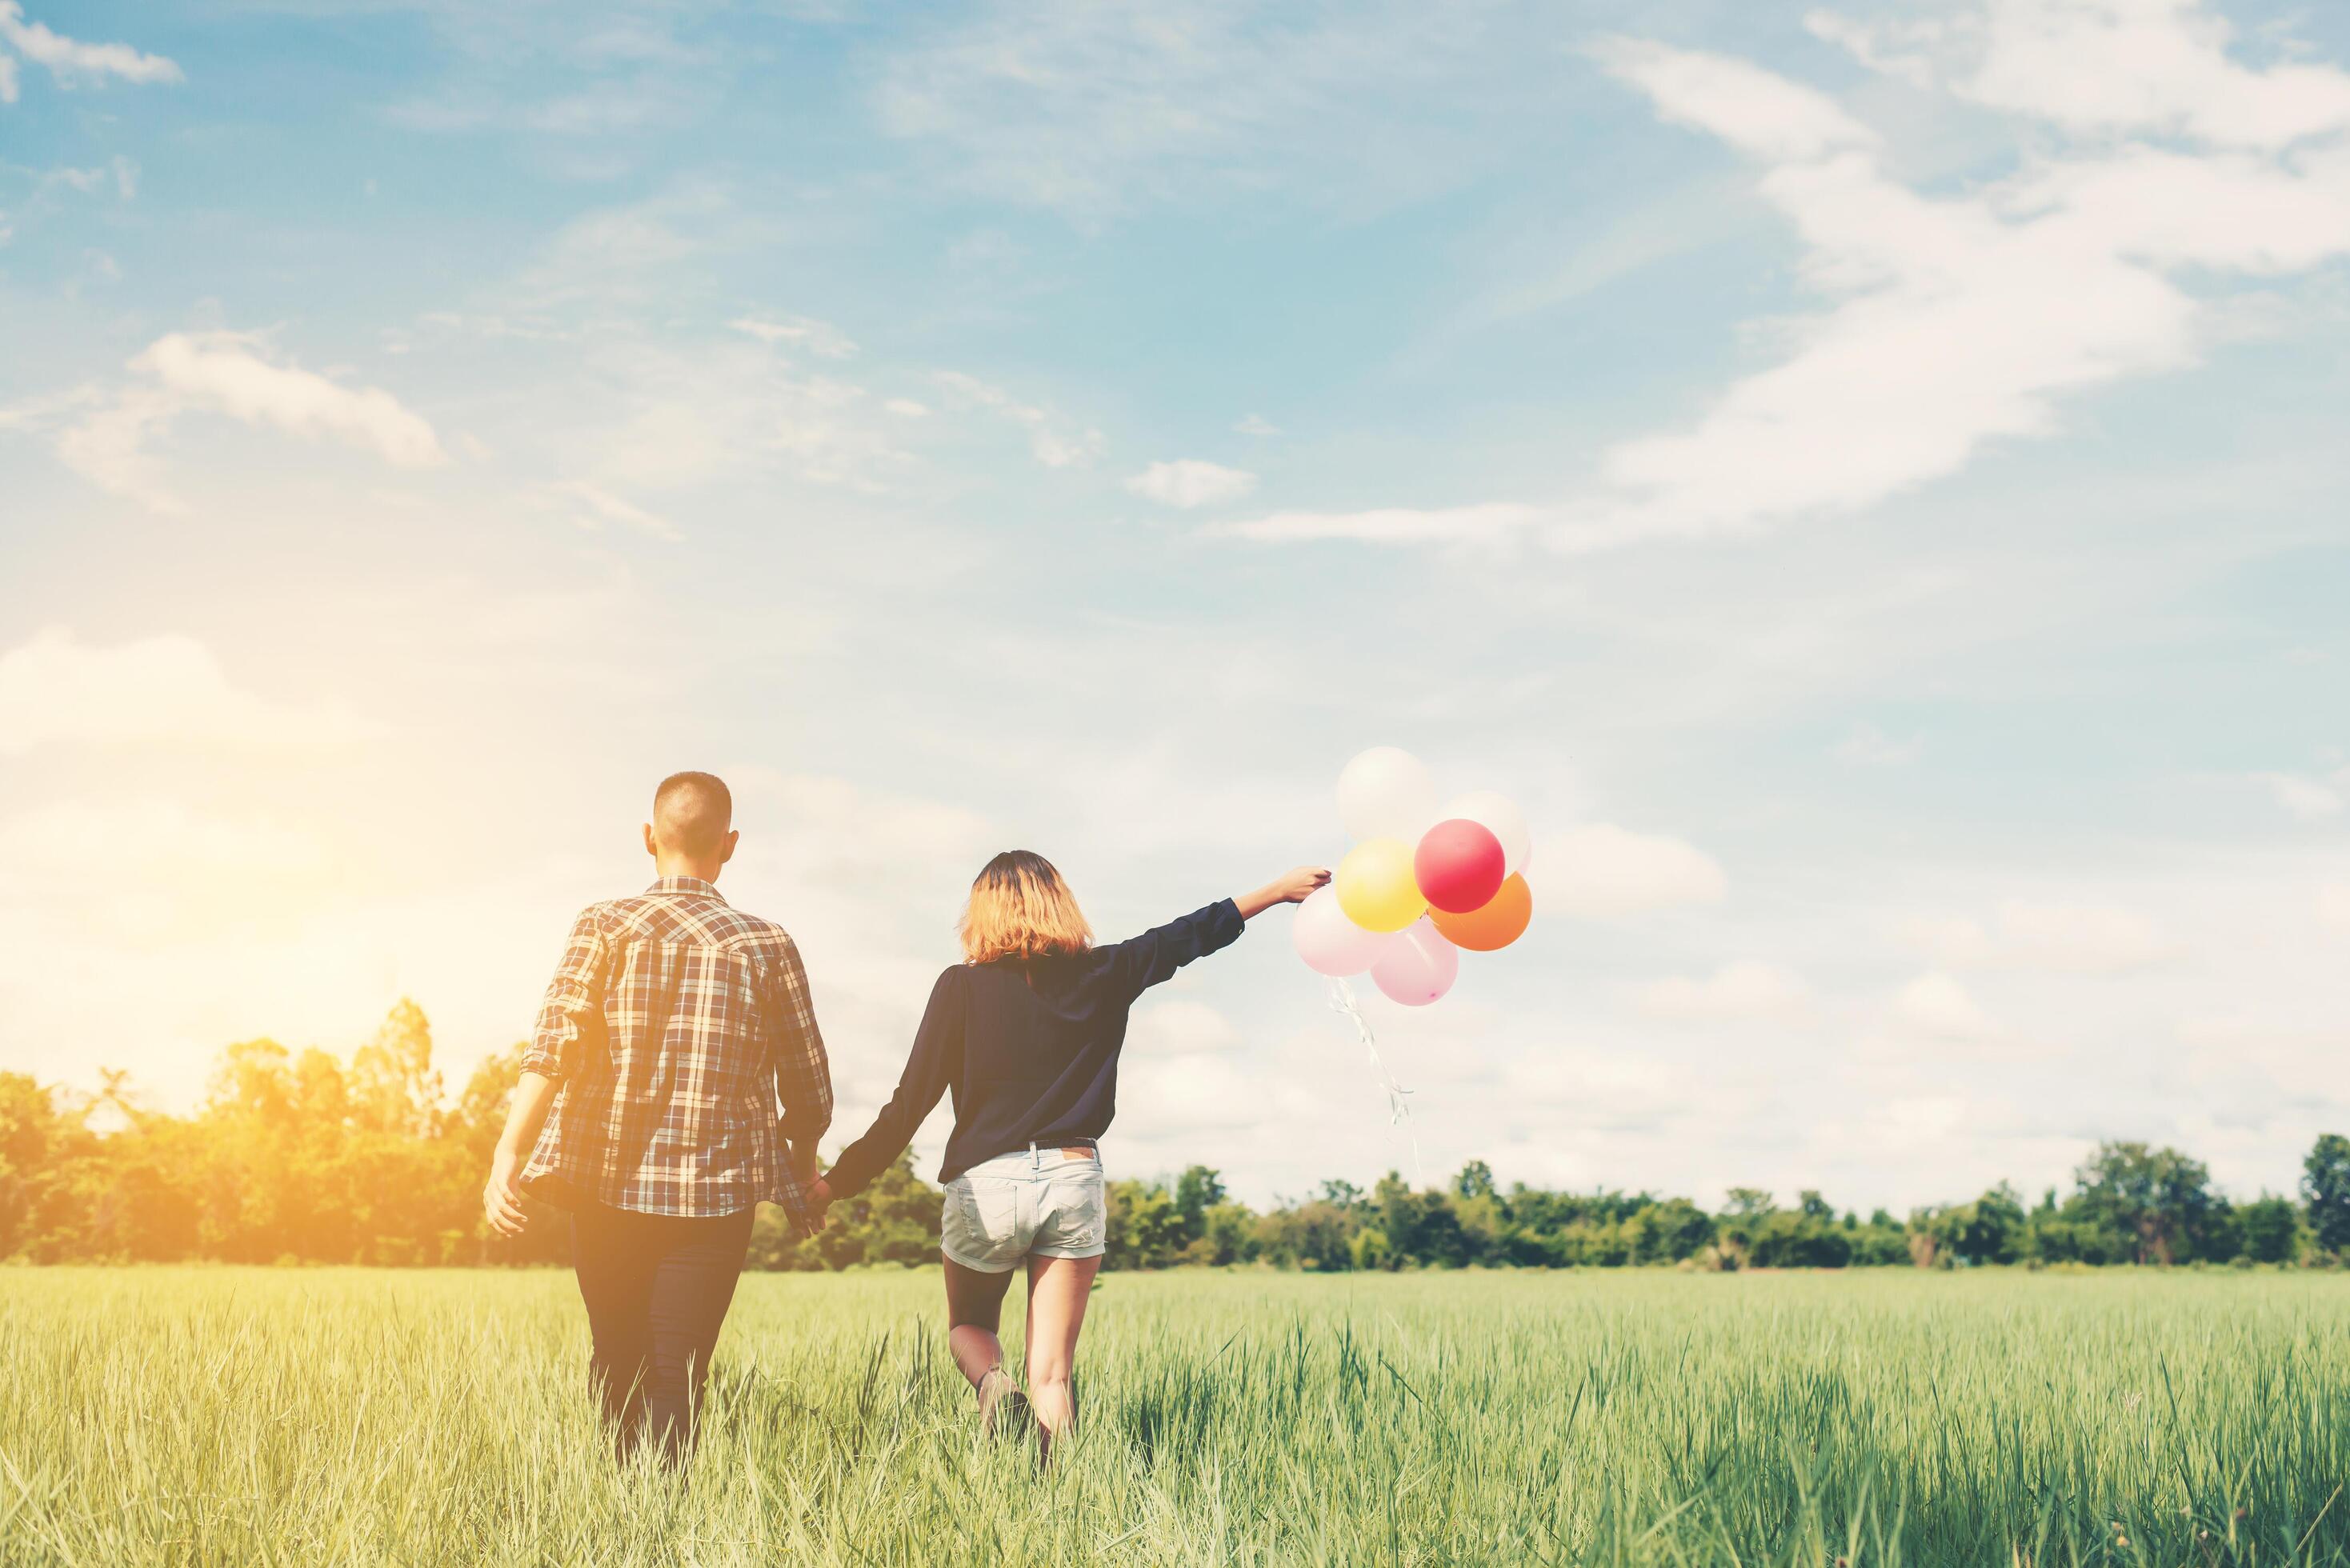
[1174,1165,1227,1239]
[1106,1178,1187,1269]
[349,999,443,1138]
[1848,1215,1912,1267]
[2303,1134,2350,1255]
[7,1019,2327,1278]
[2237,1194,2299,1265]
[1751,1206,1851,1269]
[1252,1198,1355,1270]
[797,1150,941,1269]
[1716,1188,1775,1265]
[1319,1178,1363,1209]
[0,1071,82,1260]
[1198,1202,1256,1266]
[2074,1142,2215,1265]
[1956,1184,2026,1266]
[1627,1198,1715,1265]
[1374,1172,1426,1260]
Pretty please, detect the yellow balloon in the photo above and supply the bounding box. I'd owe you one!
[1335,838,1427,933]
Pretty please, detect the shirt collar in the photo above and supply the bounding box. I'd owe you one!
[646,876,727,902]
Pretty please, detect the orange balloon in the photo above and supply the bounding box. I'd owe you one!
[1429,874,1531,951]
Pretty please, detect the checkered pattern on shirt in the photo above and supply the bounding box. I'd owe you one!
[518,878,831,1228]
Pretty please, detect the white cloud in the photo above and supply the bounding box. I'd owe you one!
[728,314,859,358]
[714,767,1003,1073]
[0,52,17,103]
[1500,1046,1688,1128]
[0,628,377,754]
[1832,722,1921,766]
[1234,413,1279,437]
[1589,36,1876,162]
[520,330,911,495]
[135,333,444,466]
[1800,11,1940,91]
[1123,1050,1309,1136]
[1813,0,2350,150]
[510,182,721,308]
[1130,998,1243,1054]
[2257,770,2344,821]
[1899,898,2180,974]
[1635,959,1809,1022]
[737,769,997,876]
[0,798,324,881]
[31,156,136,199]
[0,2,182,98]
[0,799,332,941]
[2320,884,2350,937]
[1557,10,2350,552]
[1210,502,1543,546]
[883,398,930,418]
[1544,822,1727,920]
[1226,2,2350,554]
[871,0,1520,214]
[932,370,1103,467]
[542,480,680,541]
[1892,970,1998,1040]
[1995,900,2180,973]
[1124,459,1256,510]
[22,332,446,511]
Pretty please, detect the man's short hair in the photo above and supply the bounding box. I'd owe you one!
[652,771,733,857]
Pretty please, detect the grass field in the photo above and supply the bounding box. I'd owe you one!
[2,1267,2346,1566]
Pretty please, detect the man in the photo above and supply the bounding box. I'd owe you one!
[482,770,831,1464]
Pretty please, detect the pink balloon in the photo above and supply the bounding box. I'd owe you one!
[1292,885,1395,977]
[1371,918,1459,1006]
[1415,818,1506,914]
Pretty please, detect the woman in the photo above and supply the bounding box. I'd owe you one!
[811,851,1327,1456]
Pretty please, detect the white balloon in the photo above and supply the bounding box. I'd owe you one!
[1371,917,1459,1006]
[1440,790,1531,876]
[1336,746,1436,843]
[1291,885,1397,977]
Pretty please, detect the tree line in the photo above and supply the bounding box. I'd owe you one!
[6,1001,2348,1272]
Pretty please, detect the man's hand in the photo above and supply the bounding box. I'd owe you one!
[788,1138,819,1188]
[482,1146,530,1238]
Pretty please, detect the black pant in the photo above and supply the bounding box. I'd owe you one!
[570,1201,755,1464]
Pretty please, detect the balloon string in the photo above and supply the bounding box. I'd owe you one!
[1326,978,1426,1189]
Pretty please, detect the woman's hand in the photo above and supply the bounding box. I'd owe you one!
[1237,866,1331,918]
[483,1146,530,1238]
[801,1177,834,1236]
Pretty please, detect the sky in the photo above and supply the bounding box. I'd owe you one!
[4,0,2348,1214]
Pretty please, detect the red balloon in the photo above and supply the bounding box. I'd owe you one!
[1414,818,1507,914]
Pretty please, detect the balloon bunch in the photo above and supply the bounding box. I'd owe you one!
[1293,746,1533,1006]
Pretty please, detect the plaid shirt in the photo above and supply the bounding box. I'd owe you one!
[518,878,831,1227]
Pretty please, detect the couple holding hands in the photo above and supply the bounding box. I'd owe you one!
[482,770,1327,1464]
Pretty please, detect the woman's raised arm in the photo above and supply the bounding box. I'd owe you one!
[1235,866,1331,919]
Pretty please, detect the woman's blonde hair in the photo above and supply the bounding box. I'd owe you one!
[959,850,1093,965]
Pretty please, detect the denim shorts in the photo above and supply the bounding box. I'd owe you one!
[939,1146,1106,1273]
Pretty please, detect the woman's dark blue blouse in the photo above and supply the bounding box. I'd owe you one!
[823,900,1244,1199]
